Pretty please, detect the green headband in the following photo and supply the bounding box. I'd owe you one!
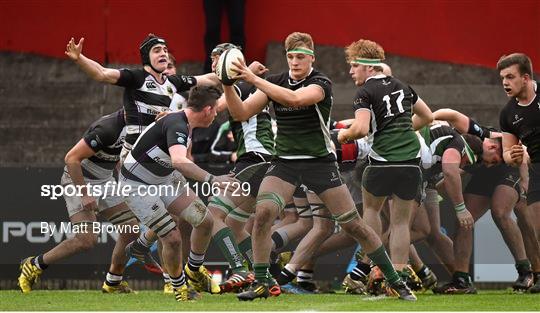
[286,48,315,56]
[351,58,383,66]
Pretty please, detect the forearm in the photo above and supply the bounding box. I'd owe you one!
[173,157,212,183]
[442,170,464,206]
[412,114,432,131]
[75,54,109,82]
[65,159,88,193]
[252,76,300,107]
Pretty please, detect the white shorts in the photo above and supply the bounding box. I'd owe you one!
[61,174,125,217]
[119,174,187,236]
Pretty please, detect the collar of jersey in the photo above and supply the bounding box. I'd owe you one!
[365,74,387,83]
[288,68,314,86]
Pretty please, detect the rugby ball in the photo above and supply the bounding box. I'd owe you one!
[216,48,244,86]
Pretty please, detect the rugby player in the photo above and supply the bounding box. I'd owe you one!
[119,86,233,301]
[18,110,140,293]
[498,53,540,293]
[223,32,414,301]
[337,39,433,292]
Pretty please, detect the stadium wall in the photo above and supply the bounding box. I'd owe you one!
[0,0,539,68]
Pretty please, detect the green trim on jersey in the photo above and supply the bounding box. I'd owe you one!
[370,115,421,162]
[231,112,275,157]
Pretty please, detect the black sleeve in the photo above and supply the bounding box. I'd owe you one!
[352,88,371,111]
[83,125,112,152]
[308,76,332,99]
[468,118,491,140]
[445,136,466,156]
[115,68,145,88]
[408,85,419,104]
[168,75,197,92]
[499,106,513,134]
[234,81,256,101]
[163,116,190,148]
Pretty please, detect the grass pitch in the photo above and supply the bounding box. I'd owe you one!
[1,290,540,311]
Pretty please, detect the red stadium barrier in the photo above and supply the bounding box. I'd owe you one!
[1,0,539,68]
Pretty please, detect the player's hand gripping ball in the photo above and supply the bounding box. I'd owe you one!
[216,48,245,86]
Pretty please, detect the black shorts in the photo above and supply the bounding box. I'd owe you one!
[362,158,422,201]
[464,164,520,197]
[527,163,540,205]
[231,152,272,197]
[265,154,343,195]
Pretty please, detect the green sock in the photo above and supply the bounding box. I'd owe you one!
[516,259,532,273]
[213,227,245,272]
[367,245,400,285]
[253,263,271,283]
[238,237,254,266]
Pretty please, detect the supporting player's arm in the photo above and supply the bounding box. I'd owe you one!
[231,59,323,107]
[441,148,474,229]
[502,132,524,166]
[433,108,495,139]
[169,145,237,186]
[64,139,98,211]
[223,85,268,121]
[411,98,433,130]
[65,37,120,84]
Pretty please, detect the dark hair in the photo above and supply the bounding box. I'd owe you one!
[187,86,222,112]
[168,53,176,67]
[462,134,483,162]
[496,53,533,78]
[139,33,167,67]
[211,43,241,57]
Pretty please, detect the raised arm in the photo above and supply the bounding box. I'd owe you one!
[65,37,120,84]
[194,72,220,86]
[411,98,433,130]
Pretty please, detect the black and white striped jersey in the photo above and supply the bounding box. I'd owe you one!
[65,110,126,182]
[115,69,197,145]
[121,111,191,185]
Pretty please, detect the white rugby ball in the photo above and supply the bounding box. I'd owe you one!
[216,48,244,86]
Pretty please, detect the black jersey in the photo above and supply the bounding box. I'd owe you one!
[266,69,334,159]
[229,80,275,157]
[121,111,191,185]
[418,124,468,183]
[353,75,420,162]
[68,110,126,182]
[499,85,540,163]
[115,69,197,145]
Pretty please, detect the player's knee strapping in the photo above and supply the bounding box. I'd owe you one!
[208,196,236,215]
[256,192,285,213]
[311,203,332,219]
[228,207,252,222]
[297,205,312,218]
[180,199,208,227]
[333,208,359,224]
[108,209,138,226]
[148,210,176,237]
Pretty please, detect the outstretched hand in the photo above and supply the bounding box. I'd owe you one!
[65,37,84,61]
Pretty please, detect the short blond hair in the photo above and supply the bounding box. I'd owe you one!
[345,39,385,63]
[285,32,314,51]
